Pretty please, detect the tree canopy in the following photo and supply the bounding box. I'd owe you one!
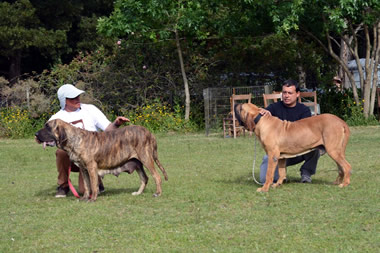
[261,0,380,117]
[0,0,66,81]
[0,0,379,120]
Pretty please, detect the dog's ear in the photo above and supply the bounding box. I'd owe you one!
[240,103,258,132]
[244,111,255,132]
[56,124,68,147]
[235,103,256,132]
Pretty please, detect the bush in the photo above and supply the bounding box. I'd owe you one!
[0,107,48,138]
[343,97,379,126]
[121,100,199,133]
[318,88,379,126]
[0,101,199,138]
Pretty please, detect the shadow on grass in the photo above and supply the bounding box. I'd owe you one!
[215,173,332,187]
[35,185,142,198]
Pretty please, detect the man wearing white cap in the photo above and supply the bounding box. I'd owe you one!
[49,84,129,197]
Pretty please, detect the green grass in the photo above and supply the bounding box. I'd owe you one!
[1,126,380,252]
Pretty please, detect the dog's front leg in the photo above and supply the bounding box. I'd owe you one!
[80,167,91,201]
[272,159,286,188]
[87,163,99,202]
[257,152,279,192]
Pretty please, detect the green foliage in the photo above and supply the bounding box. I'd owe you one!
[0,0,67,57]
[265,0,380,35]
[97,0,210,40]
[38,48,110,88]
[0,101,199,138]
[343,97,379,126]
[121,100,199,133]
[0,107,48,138]
[318,88,379,126]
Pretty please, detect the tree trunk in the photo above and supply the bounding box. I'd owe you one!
[293,36,306,88]
[328,33,360,104]
[362,25,371,118]
[9,50,22,84]
[340,36,351,89]
[304,27,360,103]
[369,21,380,117]
[175,29,190,120]
[297,64,306,89]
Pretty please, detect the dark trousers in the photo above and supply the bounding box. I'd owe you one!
[259,149,320,183]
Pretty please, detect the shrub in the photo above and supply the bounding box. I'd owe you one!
[0,107,40,138]
[122,100,199,133]
[318,88,379,126]
[343,97,379,126]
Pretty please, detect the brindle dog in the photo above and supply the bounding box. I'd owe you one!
[36,119,168,201]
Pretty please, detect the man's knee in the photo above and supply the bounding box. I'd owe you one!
[56,149,68,160]
[56,149,79,172]
[305,149,320,162]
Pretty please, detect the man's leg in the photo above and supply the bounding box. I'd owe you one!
[260,155,279,184]
[286,149,320,183]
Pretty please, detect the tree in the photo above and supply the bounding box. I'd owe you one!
[97,0,213,120]
[265,0,380,118]
[0,0,67,82]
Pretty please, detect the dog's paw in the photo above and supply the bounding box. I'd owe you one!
[132,191,141,196]
[272,183,280,188]
[153,193,161,197]
[257,187,269,192]
[79,197,89,201]
[257,187,267,192]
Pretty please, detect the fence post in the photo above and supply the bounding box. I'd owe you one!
[203,88,210,136]
[26,85,30,110]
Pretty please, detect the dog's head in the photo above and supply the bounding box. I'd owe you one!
[234,103,261,132]
[35,119,69,149]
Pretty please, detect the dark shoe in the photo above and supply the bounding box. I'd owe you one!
[300,175,312,183]
[99,183,105,193]
[55,186,69,198]
[319,147,326,156]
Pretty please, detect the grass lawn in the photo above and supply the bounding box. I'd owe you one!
[1,126,379,252]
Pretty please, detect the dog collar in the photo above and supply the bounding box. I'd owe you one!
[254,114,262,124]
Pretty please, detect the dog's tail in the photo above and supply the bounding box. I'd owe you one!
[154,157,168,181]
[153,143,168,181]
[341,122,351,151]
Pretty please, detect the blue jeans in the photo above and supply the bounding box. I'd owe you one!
[259,149,320,183]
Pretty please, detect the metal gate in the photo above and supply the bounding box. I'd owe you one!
[203,85,270,136]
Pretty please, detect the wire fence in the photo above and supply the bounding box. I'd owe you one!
[203,85,270,136]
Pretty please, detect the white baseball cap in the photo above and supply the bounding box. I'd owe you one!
[57,84,85,109]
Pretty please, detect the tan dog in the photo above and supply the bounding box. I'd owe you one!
[36,119,168,201]
[234,103,351,192]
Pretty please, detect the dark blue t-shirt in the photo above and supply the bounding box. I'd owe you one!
[266,101,311,122]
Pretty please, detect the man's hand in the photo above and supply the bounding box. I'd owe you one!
[259,108,272,116]
[113,116,130,127]
[106,116,130,131]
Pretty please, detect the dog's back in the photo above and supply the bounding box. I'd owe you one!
[92,125,168,180]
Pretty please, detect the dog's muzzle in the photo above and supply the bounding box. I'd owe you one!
[35,131,56,149]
